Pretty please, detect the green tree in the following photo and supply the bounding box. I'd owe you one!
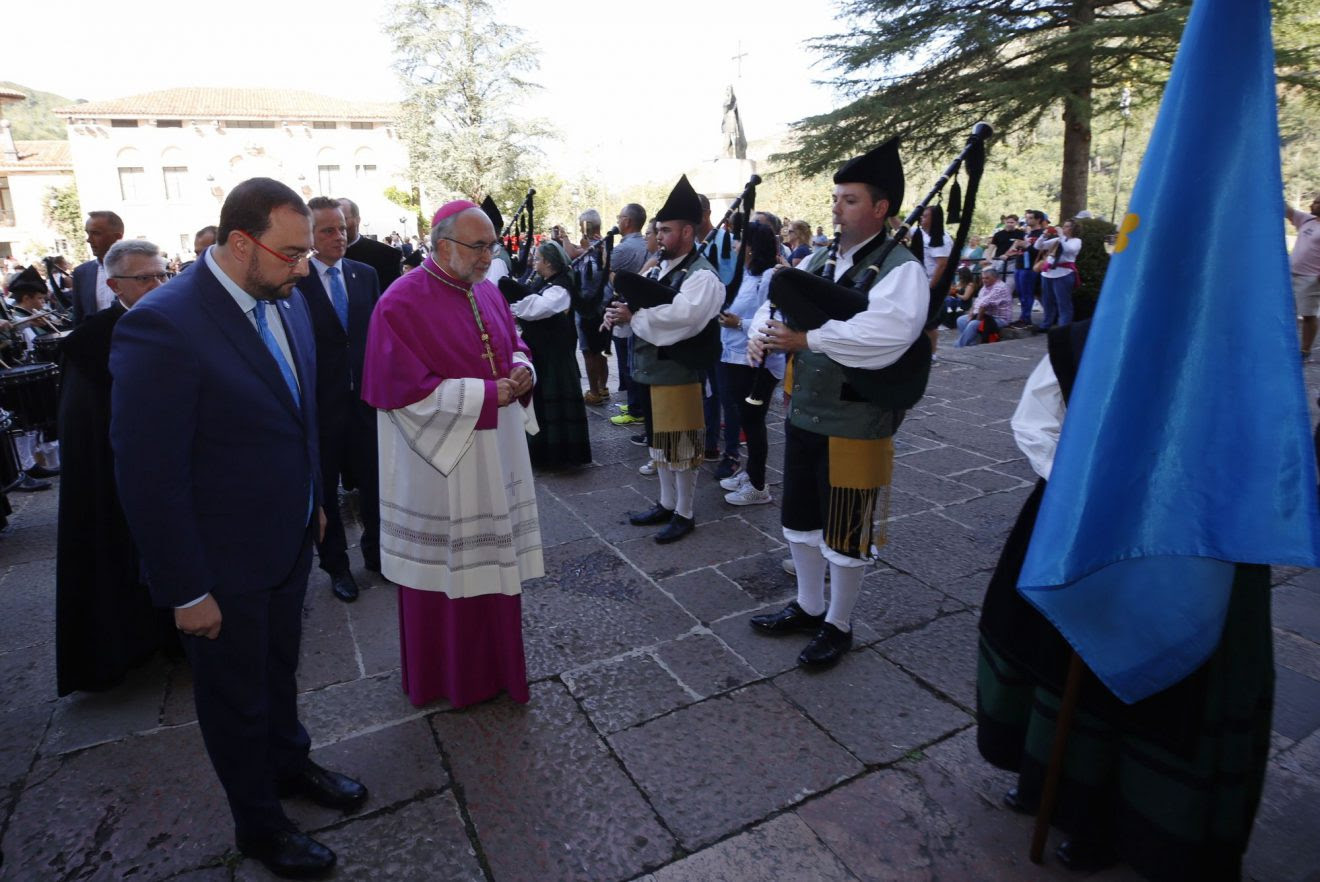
[780,0,1318,223]
[44,183,87,262]
[386,0,551,205]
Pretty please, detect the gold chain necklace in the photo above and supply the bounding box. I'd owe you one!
[421,261,498,377]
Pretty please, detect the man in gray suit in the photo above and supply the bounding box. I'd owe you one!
[72,211,125,326]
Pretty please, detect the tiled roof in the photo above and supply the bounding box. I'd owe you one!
[53,88,398,122]
[0,140,72,172]
[0,88,26,103]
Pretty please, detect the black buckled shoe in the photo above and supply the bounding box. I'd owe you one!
[26,464,60,479]
[1003,786,1032,814]
[277,760,368,812]
[236,828,336,879]
[330,570,359,603]
[750,601,825,635]
[654,513,694,544]
[798,623,853,668]
[629,502,674,526]
[8,474,51,492]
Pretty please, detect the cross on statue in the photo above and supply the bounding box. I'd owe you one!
[731,42,748,80]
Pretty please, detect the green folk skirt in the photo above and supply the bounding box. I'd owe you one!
[977,484,1274,881]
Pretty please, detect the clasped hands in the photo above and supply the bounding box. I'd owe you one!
[746,319,808,364]
[497,366,534,405]
[602,300,632,332]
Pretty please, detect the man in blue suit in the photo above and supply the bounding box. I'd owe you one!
[72,210,124,326]
[110,178,367,879]
[297,196,382,602]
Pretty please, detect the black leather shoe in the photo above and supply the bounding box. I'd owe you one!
[629,502,674,526]
[9,474,51,492]
[26,464,60,479]
[654,513,694,544]
[277,760,368,811]
[798,623,853,668]
[330,570,359,603]
[1055,838,1118,872]
[237,828,336,879]
[750,601,825,635]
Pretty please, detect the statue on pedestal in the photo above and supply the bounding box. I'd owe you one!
[721,86,747,160]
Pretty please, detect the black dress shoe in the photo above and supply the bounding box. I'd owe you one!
[330,570,359,603]
[237,828,336,879]
[654,513,694,544]
[9,474,51,492]
[1055,838,1118,872]
[629,502,674,526]
[798,623,853,668]
[750,601,826,635]
[277,760,368,811]
[25,464,60,479]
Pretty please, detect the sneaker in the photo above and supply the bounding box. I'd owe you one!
[724,484,772,506]
[630,432,650,447]
[713,455,740,482]
[719,471,750,492]
[638,460,657,476]
[781,557,796,576]
[610,413,643,426]
[615,404,630,414]
[703,448,721,463]
[583,389,608,406]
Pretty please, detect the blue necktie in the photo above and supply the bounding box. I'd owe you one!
[325,266,349,331]
[252,301,300,407]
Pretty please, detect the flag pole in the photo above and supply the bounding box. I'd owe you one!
[1030,651,1086,863]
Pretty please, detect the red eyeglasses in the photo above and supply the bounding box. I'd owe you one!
[239,231,311,266]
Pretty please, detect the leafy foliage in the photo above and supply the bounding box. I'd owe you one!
[386,0,552,205]
[0,82,73,141]
[43,183,88,262]
[1072,216,1116,319]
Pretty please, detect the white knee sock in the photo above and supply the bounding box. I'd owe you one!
[674,468,697,519]
[826,562,865,632]
[790,540,827,616]
[14,432,35,471]
[657,464,676,511]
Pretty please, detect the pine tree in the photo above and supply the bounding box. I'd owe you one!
[386,0,551,206]
[779,0,1317,220]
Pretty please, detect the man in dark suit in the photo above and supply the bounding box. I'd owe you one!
[110,178,366,879]
[297,197,382,602]
[337,197,402,292]
[72,210,125,326]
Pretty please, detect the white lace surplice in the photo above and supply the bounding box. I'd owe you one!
[377,357,544,598]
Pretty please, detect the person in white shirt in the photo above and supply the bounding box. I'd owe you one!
[1286,195,1320,359]
[1034,219,1084,330]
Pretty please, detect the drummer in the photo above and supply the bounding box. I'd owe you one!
[3,266,60,483]
[8,266,60,354]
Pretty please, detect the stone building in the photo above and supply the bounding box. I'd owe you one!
[53,87,409,259]
[0,88,75,263]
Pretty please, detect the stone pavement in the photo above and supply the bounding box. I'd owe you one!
[1,331,1318,881]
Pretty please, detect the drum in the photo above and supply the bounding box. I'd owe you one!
[32,331,70,364]
[0,363,61,433]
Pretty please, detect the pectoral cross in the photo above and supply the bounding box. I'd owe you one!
[480,332,497,377]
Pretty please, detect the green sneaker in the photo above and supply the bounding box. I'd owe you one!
[610,413,643,426]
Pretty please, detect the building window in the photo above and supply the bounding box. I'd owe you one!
[228,120,277,129]
[157,119,183,128]
[111,119,139,128]
[179,233,191,254]
[0,176,12,225]
[317,165,340,195]
[312,121,336,130]
[355,164,377,179]
[118,166,146,201]
[350,122,374,130]
[162,166,188,201]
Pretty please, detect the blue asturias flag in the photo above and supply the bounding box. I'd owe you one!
[1017,0,1320,704]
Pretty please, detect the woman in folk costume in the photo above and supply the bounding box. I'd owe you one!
[978,320,1275,878]
[362,200,544,709]
[498,240,592,469]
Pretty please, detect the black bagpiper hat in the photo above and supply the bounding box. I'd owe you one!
[7,266,46,295]
[480,196,504,232]
[833,136,904,217]
[654,174,703,224]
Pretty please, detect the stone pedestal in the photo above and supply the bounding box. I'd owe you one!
[690,157,760,215]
